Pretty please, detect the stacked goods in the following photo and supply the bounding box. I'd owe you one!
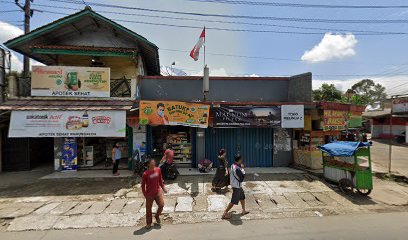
[167,132,192,164]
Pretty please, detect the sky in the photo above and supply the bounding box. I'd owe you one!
[1,0,408,96]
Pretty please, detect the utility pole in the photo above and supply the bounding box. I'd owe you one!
[15,0,33,78]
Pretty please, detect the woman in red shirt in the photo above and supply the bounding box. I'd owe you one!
[142,157,167,229]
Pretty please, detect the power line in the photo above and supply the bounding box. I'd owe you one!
[44,0,408,24]
[33,8,408,36]
[0,10,22,13]
[186,0,408,9]
[28,3,408,35]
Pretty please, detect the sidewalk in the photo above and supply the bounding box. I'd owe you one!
[370,139,408,177]
[1,169,407,232]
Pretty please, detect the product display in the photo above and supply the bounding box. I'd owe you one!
[167,132,192,164]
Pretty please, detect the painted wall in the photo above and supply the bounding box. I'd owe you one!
[141,78,292,102]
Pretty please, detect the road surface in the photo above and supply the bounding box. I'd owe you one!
[1,212,407,240]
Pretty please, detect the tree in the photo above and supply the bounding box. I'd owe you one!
[313,83,343,102]
[349,79,387,104]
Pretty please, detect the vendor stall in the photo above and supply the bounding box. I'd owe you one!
[319,141,373,196]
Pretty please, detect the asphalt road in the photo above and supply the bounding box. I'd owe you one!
[1,212,407,240]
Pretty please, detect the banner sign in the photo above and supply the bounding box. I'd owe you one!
[139,101,210,128]
[31,66,110,97]
[392,99,408,114]
[9,110,126,137]
[212,105,281,128]
[348,112,363,128]
[61,138,77,171]
[323,110,348,131]
[281,105,304,128]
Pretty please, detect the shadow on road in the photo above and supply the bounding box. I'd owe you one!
[133,223,162,236]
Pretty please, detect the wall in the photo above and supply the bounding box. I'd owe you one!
[273,128,293,167]
[288,73,312,102]
[57,55,139,79]
[141,77,292,102]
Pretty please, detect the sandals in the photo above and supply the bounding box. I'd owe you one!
[222,213,232,219]
[241,211,250,216]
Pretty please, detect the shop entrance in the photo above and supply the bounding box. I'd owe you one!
[2,133,54,171]
[76,137,129,170]
[205,128,274,167]
[150,126,194,168]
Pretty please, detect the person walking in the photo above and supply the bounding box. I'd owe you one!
[112,142,122,176]
[211,149,230,192]
[142,157,167,229]
[222,154,249,219]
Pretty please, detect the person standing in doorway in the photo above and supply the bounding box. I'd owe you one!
[222,154,249,219]
[112,142,122,176]
[142,157,167,229]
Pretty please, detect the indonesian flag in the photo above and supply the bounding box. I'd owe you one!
[190,28,205,61]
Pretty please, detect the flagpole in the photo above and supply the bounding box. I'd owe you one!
[203,26,206,68]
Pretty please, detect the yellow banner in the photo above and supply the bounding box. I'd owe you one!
[31,66,110,97]
[323,110,348,131]
[139,101,210,128]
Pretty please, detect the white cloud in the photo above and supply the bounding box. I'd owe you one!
[0,21,24,71]
[301,33,357,63]
[192,67,229,76]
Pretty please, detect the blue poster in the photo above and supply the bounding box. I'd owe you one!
[62,138,78,171]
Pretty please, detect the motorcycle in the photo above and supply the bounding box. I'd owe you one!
[160,161,179,180]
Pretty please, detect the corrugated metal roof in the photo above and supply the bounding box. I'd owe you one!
[362,109,391,118]
[0,99,133,111]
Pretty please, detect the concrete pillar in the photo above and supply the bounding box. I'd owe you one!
[8,75,18,98]
[196,129,205,165]
[406,123,408,143]
[0,129,2,173]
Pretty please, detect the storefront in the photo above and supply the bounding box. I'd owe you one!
[139,100,209,167]
[6,108,130,171]
[293,103,365,169]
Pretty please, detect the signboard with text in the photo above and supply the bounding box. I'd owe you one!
[61,138,78,171]
[139,101,210,128]
[281,105,304,128]
[9,110,126,137]
[323,110,348,131]
[212,105,281,128]
[392,99,408,114]
[31,66,110,97]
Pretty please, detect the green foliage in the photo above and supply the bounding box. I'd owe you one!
[345,79,387,105]
[313,83,343,102]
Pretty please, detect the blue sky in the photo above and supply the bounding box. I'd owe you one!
[1,0,408,95]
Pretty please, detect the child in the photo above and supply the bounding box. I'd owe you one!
[141,157,167,229]
[222,154,249,219]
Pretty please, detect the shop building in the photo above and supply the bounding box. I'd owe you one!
[0,8,159,171]
[138,74,313,168]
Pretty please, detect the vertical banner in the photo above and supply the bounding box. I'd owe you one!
[61,137,77,171]
[281,105,304,128]
[323,110,348,131]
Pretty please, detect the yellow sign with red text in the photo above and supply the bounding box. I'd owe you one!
[323,110,348,131]
[139,101,210,128]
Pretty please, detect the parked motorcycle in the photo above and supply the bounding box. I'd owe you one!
[160,162,179,180]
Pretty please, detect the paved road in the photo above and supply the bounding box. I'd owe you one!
[1,212,407,240]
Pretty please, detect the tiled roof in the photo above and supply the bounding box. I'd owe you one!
[0,99,133,111]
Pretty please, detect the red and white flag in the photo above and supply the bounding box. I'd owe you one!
[190,28,205,61]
